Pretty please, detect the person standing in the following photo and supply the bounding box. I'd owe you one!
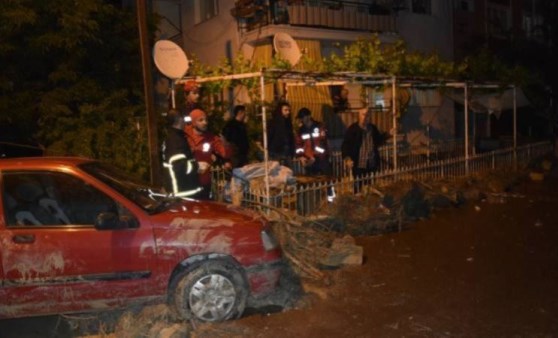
[183,80,201,122]
[333,86,350,114]
[222,105,250,168]
[294,107,331,176]
[185,109,231,199]
[295,107,335,201]
[341,108,383,191]
[161,109,202,198]
[267,101,295,167]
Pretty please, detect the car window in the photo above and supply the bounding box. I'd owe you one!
[79,162,166,213]
[2,171,130,227]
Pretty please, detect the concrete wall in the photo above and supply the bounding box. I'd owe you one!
[396,0,454,60]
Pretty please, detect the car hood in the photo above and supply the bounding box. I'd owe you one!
[149,200,266,230]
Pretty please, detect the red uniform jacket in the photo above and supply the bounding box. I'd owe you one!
[185,125,230,186]
[295,121,329,160]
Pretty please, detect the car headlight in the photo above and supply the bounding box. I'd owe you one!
[261,228,279,251]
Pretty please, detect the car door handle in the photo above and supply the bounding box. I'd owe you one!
[13,234,35,244]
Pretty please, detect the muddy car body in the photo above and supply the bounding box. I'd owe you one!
[0,157,282,322]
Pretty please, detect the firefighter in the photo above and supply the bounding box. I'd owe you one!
[295,107,335,201]
[161,109,202,198]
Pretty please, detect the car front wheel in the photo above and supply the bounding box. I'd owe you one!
[171,260,248,322]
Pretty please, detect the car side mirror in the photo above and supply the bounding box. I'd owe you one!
[95,212,139,230]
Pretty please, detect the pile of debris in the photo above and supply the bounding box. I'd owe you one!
[266,166,534,286]
[323,168,525,237]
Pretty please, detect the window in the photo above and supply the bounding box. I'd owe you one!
[522,0,544,40]
[486,3,511,36]
[2,171,126,227]
[411,0,431,15]
[195,0,219,24]
[368,89,387,112]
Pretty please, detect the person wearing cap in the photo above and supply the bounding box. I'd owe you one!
[294,107,330,173]
[294,107,335,201]
[222,105,250,168]
[161,109,202,198]
[183,80,201,123]
[185,108,231,199]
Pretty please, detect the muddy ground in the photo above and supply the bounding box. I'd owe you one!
[1,170,558,337]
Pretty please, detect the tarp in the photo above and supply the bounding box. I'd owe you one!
[445,87,530,118]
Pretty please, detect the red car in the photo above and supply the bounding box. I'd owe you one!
[0,157,282,322]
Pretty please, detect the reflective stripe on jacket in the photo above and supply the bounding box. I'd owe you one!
[295,121,329,160]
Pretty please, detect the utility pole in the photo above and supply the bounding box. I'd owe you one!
[136,0,161,186]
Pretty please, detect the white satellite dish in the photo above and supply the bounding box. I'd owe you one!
[273,33,301,66]
[153,40,189,79]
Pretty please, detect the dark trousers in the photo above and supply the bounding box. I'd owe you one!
[305,157,335,199]
[305,157,332,176]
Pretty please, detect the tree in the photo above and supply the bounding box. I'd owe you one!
[0,0,156,178]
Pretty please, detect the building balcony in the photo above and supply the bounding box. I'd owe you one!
[231,1,397,35]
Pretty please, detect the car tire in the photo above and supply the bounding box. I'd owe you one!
[171,259,248,322]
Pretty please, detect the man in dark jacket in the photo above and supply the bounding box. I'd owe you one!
[222,105,250,168]
[341,108,383,186]
[162,109,202,197]
[267,101,295,168]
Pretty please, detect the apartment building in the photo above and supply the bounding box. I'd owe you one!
[453,0,545,61]
[151,1,461,147]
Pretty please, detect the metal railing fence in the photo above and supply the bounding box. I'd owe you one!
[214,141,551,216]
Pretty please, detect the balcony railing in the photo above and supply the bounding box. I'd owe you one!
[231,0,397,34]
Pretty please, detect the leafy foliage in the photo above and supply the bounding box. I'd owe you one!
[0,0,152,179]
[324,36,458,78]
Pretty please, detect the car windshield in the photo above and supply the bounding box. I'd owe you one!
[79,161,174,214]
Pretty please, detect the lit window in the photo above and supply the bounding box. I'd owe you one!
[486,3,511,37]
[195,0,219,24]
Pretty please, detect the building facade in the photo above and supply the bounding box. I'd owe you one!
[152,1,461,148]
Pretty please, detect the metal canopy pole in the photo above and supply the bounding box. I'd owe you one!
[392,76,398,171]
[513,86,517,149]
[171,80,176,108]
[260,72,270,201]
[464,83,469,175]
[513,85,517,169]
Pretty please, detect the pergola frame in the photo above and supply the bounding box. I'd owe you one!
[175,70,518,199]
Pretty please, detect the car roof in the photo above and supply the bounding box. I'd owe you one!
[0,156,95,170]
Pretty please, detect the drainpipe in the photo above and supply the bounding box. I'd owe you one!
[464,83,469,175]
[513,85,517,169]
[137,0,161,186]
[261,71,270,202]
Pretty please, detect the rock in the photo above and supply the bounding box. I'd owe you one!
[320,235,363,267]
[302,281,329,300]
[401,184,430,220]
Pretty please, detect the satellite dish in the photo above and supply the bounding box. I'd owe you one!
[153,40,189,79]
[273,33,301,66]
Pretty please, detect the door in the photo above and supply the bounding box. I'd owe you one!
[0,170,158,318]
